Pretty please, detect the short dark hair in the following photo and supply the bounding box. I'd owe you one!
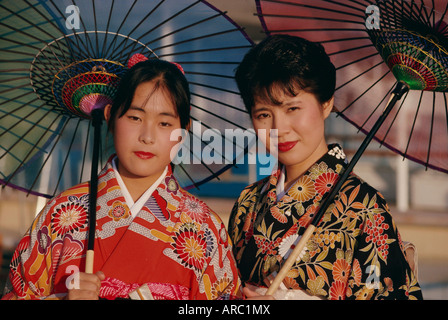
[235,34,336,114]
[108,59,190,130]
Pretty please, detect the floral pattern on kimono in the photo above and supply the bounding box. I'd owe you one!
[2,156,242,300]
[229,144,422,300]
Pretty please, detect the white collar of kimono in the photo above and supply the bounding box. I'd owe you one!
[261,165,288,201]
[111,156,168,218]
[276,165,287,201]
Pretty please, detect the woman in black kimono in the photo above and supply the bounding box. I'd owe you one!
[228,35,422,300]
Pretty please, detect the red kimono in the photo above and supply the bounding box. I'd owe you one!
[2,157,242,300]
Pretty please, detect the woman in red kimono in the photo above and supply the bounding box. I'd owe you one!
[229,35,422,300]
[3,59,242,300]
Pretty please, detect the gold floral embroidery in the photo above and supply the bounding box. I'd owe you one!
[108,200,130,221]
[288,175,316,202]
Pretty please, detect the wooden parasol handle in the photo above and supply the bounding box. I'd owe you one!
[85,250,95,274]
[265,225,316,296]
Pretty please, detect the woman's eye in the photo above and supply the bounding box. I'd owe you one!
[128,115,141,122]
[255,113,269,120]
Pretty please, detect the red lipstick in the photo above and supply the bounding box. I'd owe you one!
[134,151,155,159]
[277,141,297,152]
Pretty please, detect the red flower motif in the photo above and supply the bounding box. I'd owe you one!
[179,196,208,222]
[173,228,207,272]
[271,206,287,223]
[332,259,351,283]
[329,280,346,300]
[52,202,87,236]
[315,172,338,195]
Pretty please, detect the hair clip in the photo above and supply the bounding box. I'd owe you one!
[127,54,185,76]
[171,62,185,75]
[127,53,149,69]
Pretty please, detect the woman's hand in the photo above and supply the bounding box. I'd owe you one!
[243,286,275,300]
[66,271,105,300]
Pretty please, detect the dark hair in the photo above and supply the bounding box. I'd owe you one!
[108,59,190,130]
[235,34,336,114]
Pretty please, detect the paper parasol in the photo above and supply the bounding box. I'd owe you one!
[0,0,254,199]
[255,0,447,295]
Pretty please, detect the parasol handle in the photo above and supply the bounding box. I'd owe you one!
[85,109,103,274]
[265,226,316,296]
[85,250,95,274]
[265,81,409,296]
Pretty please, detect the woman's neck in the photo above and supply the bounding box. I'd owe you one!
[283,142,328,189]
[116,161,165,202]
[121,176,157,202]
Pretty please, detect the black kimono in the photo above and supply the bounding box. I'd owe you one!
[229,144,422,299]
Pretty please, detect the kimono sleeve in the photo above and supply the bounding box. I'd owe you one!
[347,190,423,300]
[228,181,263,252]
[228,198,242,247]
[2,198,65,300]
[196,211,243,300]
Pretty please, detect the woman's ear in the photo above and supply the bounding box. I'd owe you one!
[178,119,192,143]
[103,104,112,123]
[322,96,334,119]
[185,119,192,133]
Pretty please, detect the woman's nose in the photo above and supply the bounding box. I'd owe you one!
[139,125,155,144]
[272,115,289,137]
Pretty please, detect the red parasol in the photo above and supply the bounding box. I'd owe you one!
[257,0,448,173]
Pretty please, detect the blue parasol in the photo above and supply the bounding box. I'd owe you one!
[0,0,254,198]
[0,0,254,273]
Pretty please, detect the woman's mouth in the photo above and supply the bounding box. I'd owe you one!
[277,141,298,152]
[134,151,155,159]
